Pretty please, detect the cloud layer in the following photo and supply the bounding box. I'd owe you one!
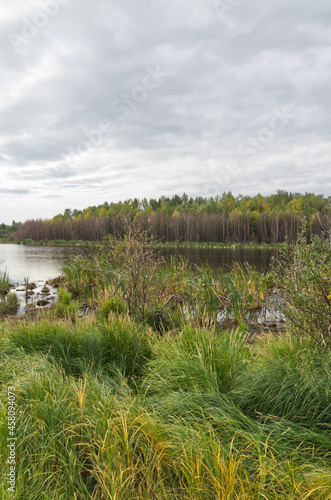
[0,0,330,223]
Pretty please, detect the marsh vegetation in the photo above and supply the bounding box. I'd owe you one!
[0,225,330,499]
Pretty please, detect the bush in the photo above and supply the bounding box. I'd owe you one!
[276,227,331,349]
[104,224,164,322]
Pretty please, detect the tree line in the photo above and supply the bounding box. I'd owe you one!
[11,191,331,243]
[0,221,19,239]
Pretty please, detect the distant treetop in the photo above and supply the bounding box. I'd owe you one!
[51,190,330,222]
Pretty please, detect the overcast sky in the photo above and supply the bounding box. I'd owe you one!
[0,0,330,223]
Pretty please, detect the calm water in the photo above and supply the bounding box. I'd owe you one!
[0,244,277,284]
[0,245,84,284]
[161,247,277,271]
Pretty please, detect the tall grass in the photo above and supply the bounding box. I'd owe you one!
[232,333,331,428]
[186,264,220,327]
[2,315,152,379]
[229,262,274,309]
[1,318,330,499]
[144,326,249,396]
[0,265,11,296]
[0,267,18,319]
[183,261,275,327]
[62,254,113,298]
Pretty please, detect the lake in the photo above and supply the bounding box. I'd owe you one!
[0,244,278,284]
[0,244,84,284]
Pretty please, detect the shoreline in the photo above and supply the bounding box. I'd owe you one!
[0,238,280,249]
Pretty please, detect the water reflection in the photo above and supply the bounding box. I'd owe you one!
[0,244,278,284]
[0,244,84,284]
[160,246,277,271]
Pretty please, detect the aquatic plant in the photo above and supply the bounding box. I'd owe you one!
[0,292,18,319]
[51,287,78,321]
[63,253,112,298]
[0,264,11,296]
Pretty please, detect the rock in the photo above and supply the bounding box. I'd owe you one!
[36,299,50,307]
[48,276,65,289]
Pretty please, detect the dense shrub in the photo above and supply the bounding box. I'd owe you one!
[276,228,331,348]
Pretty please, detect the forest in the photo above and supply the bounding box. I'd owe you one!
[9,191,331,243]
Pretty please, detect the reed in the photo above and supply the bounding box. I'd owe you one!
[63,254,113,298]
[0,265,11,296]
[0,267,18,319]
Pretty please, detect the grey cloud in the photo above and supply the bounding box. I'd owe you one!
[14,165,76,180]
[0,189,30,195]
[0,0,330,223]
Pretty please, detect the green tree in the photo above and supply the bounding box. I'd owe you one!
[63,208,72,221]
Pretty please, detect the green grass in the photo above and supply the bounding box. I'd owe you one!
[0,293,18,321]
[1,315,152,379]
[0,267,11,297]
[0,268,18,319]
[143,327,249,396]
[62,254,113,298]
[1,318,330,499]
[232,333,331,428]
